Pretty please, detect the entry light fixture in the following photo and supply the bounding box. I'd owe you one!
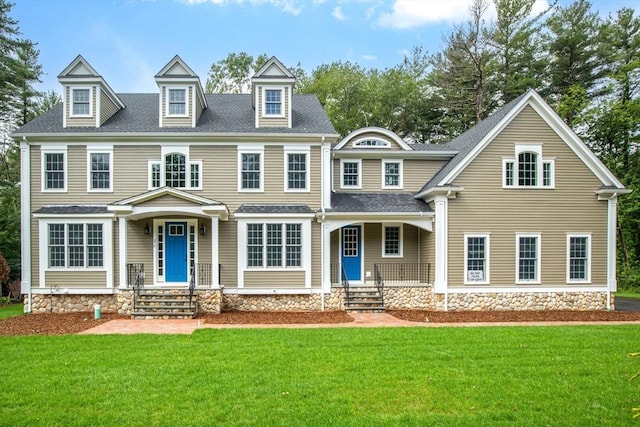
[199,223,206,236]
[144,223,151,235]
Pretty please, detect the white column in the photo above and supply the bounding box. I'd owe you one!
[210,216,219,287]
[322,143,332,210]
[434,195,448,292]
[322,222,332,292]
[118,217,128,288]
[20,142,31,293]
[607,197,618,292]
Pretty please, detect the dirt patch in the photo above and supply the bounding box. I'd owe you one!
[202,310,353,324]
[0,312,126,336]
[388,309,640,323]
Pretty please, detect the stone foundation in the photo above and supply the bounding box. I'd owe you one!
[222,293,324,311]
[384,286,434,309]
[28,294,119,314]
[198,289,222,314]
[439,291,611,311]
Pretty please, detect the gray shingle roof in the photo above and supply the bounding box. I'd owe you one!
[235,204,314,214]
[14,93,337,135]
[418,91,529,194]
[34,205,109,215]
[328,193,433,213]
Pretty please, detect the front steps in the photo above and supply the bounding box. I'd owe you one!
[132,288,198,319]
[344,286,385,312]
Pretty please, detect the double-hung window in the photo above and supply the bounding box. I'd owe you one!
[503,145,554,188]
[47,223,104,269]
[285,150,308,191]
[567,234,590,283]
[264,89,282,116]
[246,223,302,268]
[71,88,91,116]
[516,234,541,284]
[465,234,489,284]
[383,225,402,257]
[382,160,402,189]
[168,88,186,116]
[341,159,361,189]
[87,148,112,191]
[239,148,263,192]
[43,149,67,192]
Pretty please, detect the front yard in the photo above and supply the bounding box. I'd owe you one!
[1,326,638,425]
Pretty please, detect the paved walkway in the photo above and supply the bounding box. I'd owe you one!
[79,313,640,335]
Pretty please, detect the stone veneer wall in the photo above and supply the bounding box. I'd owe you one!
[433,291,612,311]
[221,288,346,312]
[198,289,222,314]
[28,294,119,314]
[383,286,434,309]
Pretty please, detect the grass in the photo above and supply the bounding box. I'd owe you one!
[1,326,639,426]
[616,291,640,299]
[0,303,23,319]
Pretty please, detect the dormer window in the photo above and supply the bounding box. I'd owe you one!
[71,88,91,116]
[264,89,282,116]
[352,138,390,148]
[168,88,187,116]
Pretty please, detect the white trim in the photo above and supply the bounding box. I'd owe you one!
[69,86,93,118]
[30,288,119,295]
[262,86,285,118]
[165,86,189,117]
[566,233,591,284]
[20,141,31,294]
[321,222,331,292]
[447,286,608,294]
[515,233,541,285]
[322,142,332,209]
[189,160,203,190]
[382,159,403,189]
[95,87,101,128]
[191,84,197,128]
[210,216,219,287]
[223,288,322,295]
[502,145,555,189]
[464,233,490,285]
[382,224,403,258]
[284,145,310,192]
[340,158,362,189]
[335,127,412,151]
[118,217,127,288]
[41,146,68,193]
[433,196,448,292]
[352,137,390,149]
[148,160,161,190]
[238,146,264,192]
[86,145,113,192]
[340,224,364,284]
[607,197,618,292]
[153,218,198,286]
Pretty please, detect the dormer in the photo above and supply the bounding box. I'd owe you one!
[155,55,207,128]
[251,56,295,128]
[58,55,125,128]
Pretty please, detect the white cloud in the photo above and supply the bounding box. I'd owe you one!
[332,6,346,21]
[377,0,549,30]
[361,54,377,61]
[180,0,303,15]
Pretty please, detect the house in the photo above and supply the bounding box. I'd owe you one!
[13,54,629,316]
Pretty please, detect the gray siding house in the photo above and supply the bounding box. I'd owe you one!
[13,54,629,315]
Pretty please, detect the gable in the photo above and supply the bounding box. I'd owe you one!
[135,194,201,208]
[163,62,191,76]
[335,127,411,151]
[66,62,95,76]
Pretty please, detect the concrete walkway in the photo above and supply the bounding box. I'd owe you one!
[79,313,640,335]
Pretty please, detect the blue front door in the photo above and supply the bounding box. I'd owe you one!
[165,222,187,282]
[341,226,362,282]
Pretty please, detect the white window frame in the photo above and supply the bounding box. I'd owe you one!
[148,146,202,190]
[502,145,555,189]
[352,138,390,148]
[262,87,285,118]
[464,233,490,285]
[238,146,264,192]
[340,158,362,189]
[516,233,541,285]
[87,146,113,192]
[41,146,68,193]
[382,224,403,258]
[70,87,93,117]
[189,160,203,190]
[284,147,310,192]
[166,87,188,117]
[566,234,591,284]
[382,159,403,189]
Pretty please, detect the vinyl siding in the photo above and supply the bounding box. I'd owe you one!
[311,222,322,285]
[257,86,290,128]
[244,270,306,287]
[126,220,152,273]
[447,106,608,288]
[99,91,119,125]
[363,224,419,274]
[138,194,200,208]
[219,221,238,287]
[45,271,107,287]
[65,86,97,127]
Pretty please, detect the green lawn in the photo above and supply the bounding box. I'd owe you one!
[616,291,640,299]
[0,303,23,319]
[1,326,639,426]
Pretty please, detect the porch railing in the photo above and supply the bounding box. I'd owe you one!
[189,262,196,309]
[127,263,145,291]
[374,263,431,284]
[374,263,384,306]
[341,264,350,303]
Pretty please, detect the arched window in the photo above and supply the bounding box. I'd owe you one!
[352,139,390,148]
[165,153,186,188]
[518,152,537,186]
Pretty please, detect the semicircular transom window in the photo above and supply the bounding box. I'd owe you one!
[352,138,390,148]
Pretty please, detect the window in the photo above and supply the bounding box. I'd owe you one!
[286,152,307,190]
[382,160,402,189]
[246,223,302,268]
[72,88,91,116]
[516,234,540,284]
[149,154,201,190]
[43,151,66,191]
[341,159,361,189]
[567,235,590,283]
[503,145,554,188]
[168,89,186,116]
[88,152,111,191]
[383,225,402,257]
[47,223,103,269]
[264,89,282,116]
[353,139,390,148]
[240,152,262,191]
[465,234,489,284]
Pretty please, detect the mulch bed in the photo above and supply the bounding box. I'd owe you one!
[1,309,639,336]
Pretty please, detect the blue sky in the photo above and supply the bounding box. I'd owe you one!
[13,0,640,95]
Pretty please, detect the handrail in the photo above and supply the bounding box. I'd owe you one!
[374,263,384,307]
[127,263,144,311]
[341,264,350,306]
[188,261,196,310]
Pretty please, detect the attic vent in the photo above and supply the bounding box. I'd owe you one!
[353,139,390,148]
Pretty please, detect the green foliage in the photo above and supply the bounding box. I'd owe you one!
[0,303,22,318]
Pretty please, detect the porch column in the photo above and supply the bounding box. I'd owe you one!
[118,216,128,288]
[434,195,448,292]
[210,216,219,287]
[607,197,618,292]
[322,222,331,292]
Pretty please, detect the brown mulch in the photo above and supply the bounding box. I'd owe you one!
[1,308,639,336]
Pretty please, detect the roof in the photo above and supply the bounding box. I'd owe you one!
[13,93,337,136]
[235,204,314,214]
[328,193,433,213]
[33,205,109,215]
